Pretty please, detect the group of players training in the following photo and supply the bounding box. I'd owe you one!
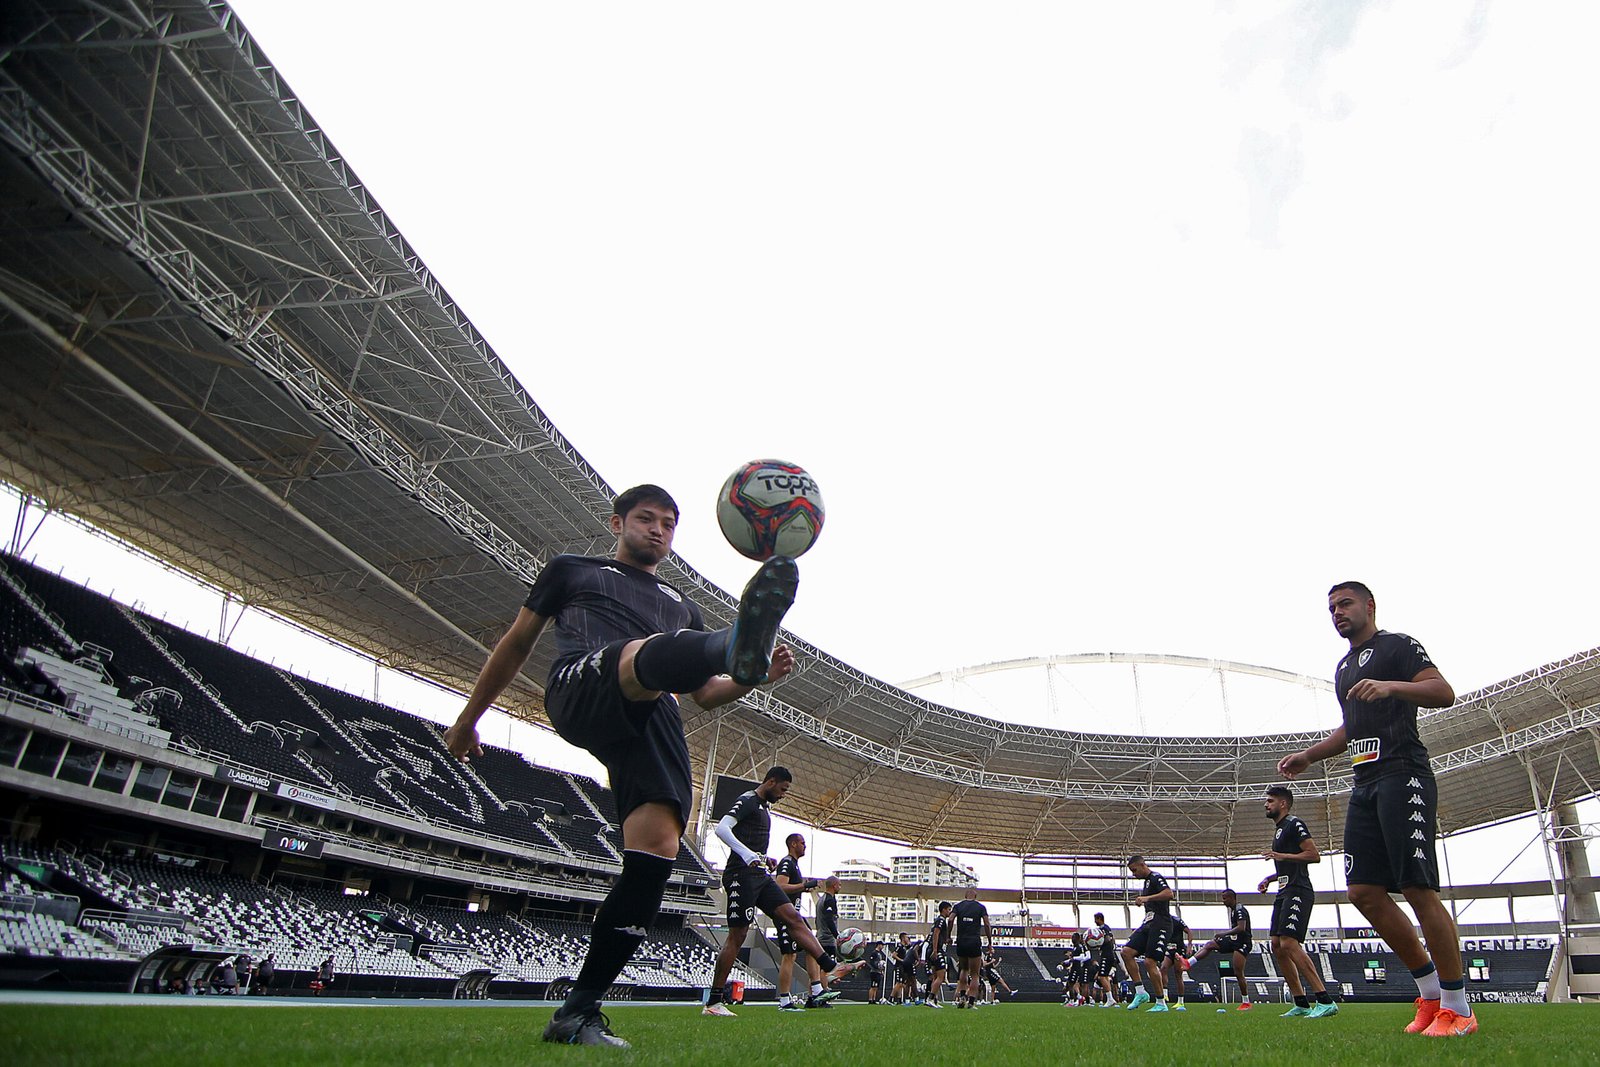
[707,782,1012,1015]
[443,484,1478,1046]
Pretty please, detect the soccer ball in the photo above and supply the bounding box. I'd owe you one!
[715,459,825,561]
[1083,928,1106,949]
[836,927,868,961]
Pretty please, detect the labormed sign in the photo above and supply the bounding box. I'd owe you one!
[275,782,337,811]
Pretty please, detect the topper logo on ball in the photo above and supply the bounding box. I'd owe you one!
[717,459,825,562]
[753,472,818,495]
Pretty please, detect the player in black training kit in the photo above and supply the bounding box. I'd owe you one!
[1089,912,1120,1006]
[1181,889,1255,1010]
[445,485,800,1048]
[772,833,822,1010]
[1121,855,1174,1011]
[921,901,953,1006]
[980,948,1015,1002]
[865,941,889,1004]
[951,887,991,1008]
[707,768,843,1015]
[1254,784,1336,1017]
[1161,915,1192,1009]
[1278,582,1472,1038]
[815,876,841,956]
[892,932,918,1004]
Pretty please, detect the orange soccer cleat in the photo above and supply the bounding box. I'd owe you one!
[1421,1008,1478,1038]
[1404,997,1440,1034]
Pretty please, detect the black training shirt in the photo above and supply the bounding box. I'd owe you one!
[817,893,838,942]
[775,855,804,898]
[525,554,704,676]
[1141,871,1172,917]
[1272,815,1314,891]
[720,789,771,871]
[952,898,988,941]
[1228,902,1252,937]
[1333,630,1437,783]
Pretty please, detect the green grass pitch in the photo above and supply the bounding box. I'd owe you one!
[1,1001,1594,1066]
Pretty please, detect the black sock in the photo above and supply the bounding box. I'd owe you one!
[1295,995,1311,1008]
[1315,990,1333,1004]
[631,629,730,693]
[563,850,673,1013]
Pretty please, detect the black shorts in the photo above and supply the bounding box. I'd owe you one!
[923,948,946,973]
[1344,770,1440,892]
[1215,934,1252,955]
[981,967,1000,985]
[1270,886,1313,941]
[722,864,793,928]
[1127,915,1172,960]
[546,642,693,827]
[955,938,982,961]
[1097,953,1116,979]
[896,963,916,982]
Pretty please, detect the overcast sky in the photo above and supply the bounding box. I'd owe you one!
[7,1,1597,911]
[213,0,1596,699]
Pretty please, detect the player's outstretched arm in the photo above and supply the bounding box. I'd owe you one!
[445,608,547,761]
[1277,724,1347,779]
[691,645,795,709]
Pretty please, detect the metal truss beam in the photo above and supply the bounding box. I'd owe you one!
[741,688,1600,804]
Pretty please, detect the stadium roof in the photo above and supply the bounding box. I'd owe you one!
[2,0,1596,859]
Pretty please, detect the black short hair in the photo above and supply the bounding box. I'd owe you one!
[785,832,804,849]
[1126,854,1145,867]
[939,901,953,911]
[1328,580,1374,601]
[764,766,793,784]
[613,484,679,521]
[1221,888,1237,898]
[1266,784,1294,807]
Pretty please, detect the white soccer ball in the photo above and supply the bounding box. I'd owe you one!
[1083,928,1107,949]
[836,927,868,960]
[716,459,825,561]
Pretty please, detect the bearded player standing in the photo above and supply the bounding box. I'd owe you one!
[1278,582,1473,1038]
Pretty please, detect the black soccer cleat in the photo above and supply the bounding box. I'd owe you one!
[542,1008,630,1048]
[728,555,798,686]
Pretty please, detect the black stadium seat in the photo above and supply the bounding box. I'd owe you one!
[1,553,712,879]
